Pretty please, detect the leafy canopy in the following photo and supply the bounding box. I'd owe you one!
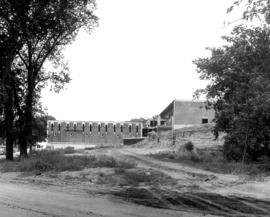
[193,25,270,161]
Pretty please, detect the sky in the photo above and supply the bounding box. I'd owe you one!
[41,0,241,122]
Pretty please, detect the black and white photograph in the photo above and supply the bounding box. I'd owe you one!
[1,0,270,216]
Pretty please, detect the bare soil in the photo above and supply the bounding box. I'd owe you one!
[1,143,270,217]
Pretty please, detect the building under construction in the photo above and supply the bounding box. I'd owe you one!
[47,121,142,144]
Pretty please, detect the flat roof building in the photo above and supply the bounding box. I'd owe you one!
[47,121,142,145]
[159,100,215,130]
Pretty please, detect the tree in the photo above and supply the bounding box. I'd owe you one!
[0,1,29,160]
[193,25,270,161]
[0,0,98,158]
[30,113,55,153]
[228,0,270,24]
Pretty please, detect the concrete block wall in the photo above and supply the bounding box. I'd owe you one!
[173,101,215,126]
[160,100,215,129]
[47,121,142,144]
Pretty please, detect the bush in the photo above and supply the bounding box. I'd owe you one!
[148,131,158,140]
[63,146,76,154]
[222,133,267,162]
[223,136,244,161]
[183,141,194,152]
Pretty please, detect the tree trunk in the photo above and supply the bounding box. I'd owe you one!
[4,88,14,161]
[19,79,34,158]
[264,133,269,157]
[18,128,28,158]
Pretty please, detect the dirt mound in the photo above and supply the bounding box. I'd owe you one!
[157,124,225,149]
[112,187,270,216]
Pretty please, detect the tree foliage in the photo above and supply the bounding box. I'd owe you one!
[32,114,55,145]
[229,0,270,24]
[193,25,270,161]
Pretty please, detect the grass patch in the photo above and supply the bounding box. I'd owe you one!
[0,150,137,173]
[150,148,270,176]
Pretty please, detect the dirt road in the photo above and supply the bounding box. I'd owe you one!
[0,179,212,217]
[1,145,270,217]
[111,147,270,217]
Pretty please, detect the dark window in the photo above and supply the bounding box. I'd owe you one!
[136,125,139,133]
[74,123,77,131]
[98,124,101,132]
[129,125,132,133]
[150,120,157,127]
[58,123,61,131]
[202,118,208,124]
[82,124,85,132]
[90,124,92,132]
[121,125,123,133]
[51,123,54,131]
[66,123,69,131]
[105,124,108,133]
[114,125,116,133]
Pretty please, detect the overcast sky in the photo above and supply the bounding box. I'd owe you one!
[41,0,240,122]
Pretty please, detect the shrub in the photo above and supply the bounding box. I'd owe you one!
[183,141,194,152]
[63,146,76,154]
[223,134,245,161]
[148,131,158,140]
[190,153,202,162]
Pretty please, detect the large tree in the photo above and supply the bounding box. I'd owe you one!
[0,1,29,160]
[193,25,270,161]
[0,0,98,158]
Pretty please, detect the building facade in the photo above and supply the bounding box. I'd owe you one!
[159,100,215,129]
[47,121,142,144]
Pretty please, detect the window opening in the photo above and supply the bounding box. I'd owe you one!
[202,118,208,124]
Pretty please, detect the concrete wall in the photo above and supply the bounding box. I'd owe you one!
[173,101,215,127]
[160,100,215,129]
[159,101,174,127]
[47,121,142,144]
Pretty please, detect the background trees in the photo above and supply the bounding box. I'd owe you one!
[194,25,270,161]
